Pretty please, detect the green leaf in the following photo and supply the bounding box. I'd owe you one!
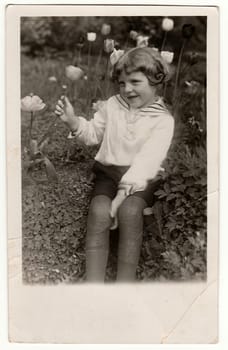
[154,189,167,198]
[43,157,58,183]
[167,193,176,201]
[30,139,38,155]
[39,137,50,153]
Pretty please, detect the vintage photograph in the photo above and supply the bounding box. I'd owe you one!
[21,14,207,284]
[7,5,218,344]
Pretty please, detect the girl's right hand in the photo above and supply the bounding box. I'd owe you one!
[54,96,75,125]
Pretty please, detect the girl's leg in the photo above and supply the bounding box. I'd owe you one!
[117,196,146,282]
[86,195,112,282]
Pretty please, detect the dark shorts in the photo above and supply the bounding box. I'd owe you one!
[91,161,162,207]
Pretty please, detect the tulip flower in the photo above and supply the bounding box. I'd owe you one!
[101,23,111,36]
[48,76,57,83]
[129,30,138,40]
[162,17,174,32]
[65,65,84,81]
[136,35,149,48]
[161,51,174,64]
[21,93,46,113]
[21,93,46,143]
[161,17,174,51]
[87,32,96,42]
[110,48,125,66]
[104,39,115,53]
[77,36,85,48]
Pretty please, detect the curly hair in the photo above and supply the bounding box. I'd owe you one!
[112,47,171,86]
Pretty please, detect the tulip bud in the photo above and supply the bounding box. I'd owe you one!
[21,94,46,112]
[101,23,111,36]
[61,85,67,96]
[77,36,85,49]
[129,30,138,40]
[161,51,174,64]
[87,32,97,42]
[110,48,125,66]
[162,17,174,32]
[182,24,195,39]
[136,35,149,48]
[48,76,57,82]
[65,65,84,81]
[104,39,115,53]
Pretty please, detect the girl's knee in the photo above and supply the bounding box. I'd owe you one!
[118,196,146,222]
[89,195,111,221]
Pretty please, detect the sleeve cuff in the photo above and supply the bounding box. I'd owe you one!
[118,180,148,195]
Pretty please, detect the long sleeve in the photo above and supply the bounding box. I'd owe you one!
[119,114,174,192]
[68,103,107,146]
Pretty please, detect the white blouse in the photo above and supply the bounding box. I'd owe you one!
[68,94,174,193]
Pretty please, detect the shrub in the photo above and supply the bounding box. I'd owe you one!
[143,142,207,280]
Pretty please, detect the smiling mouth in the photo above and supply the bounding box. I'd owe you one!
[127,96,138,100]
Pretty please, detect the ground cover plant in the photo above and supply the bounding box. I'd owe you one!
[21,16,207,283]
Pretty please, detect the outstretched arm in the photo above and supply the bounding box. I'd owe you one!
[55,96,107,146]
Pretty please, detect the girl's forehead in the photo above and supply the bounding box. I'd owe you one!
[118,70,146,80]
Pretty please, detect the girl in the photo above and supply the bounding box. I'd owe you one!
[55,47,175,282]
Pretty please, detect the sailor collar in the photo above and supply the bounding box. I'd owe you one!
[115,94,168,117]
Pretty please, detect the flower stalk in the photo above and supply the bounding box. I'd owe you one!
[160,31,167,51]
[29,111,34,140]
[172,38,186,110]
[104,55,111,99]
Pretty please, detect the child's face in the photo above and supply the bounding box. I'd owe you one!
[118,70,157,109]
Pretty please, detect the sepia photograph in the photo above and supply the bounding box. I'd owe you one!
[20,14,207,284]
[6,4,218,344]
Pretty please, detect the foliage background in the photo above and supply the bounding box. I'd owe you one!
[21,16,207,283]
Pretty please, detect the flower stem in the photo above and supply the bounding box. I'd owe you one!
[104,55,110,98]
[161,31,167,51]
[172,38,186,111]
[37,114,59,147]
[29,111,34,140]
[77,47,82,66]
[93,46,103,100]
[95,46,103,71]
[163,81,168,99]
[87,42,92,71]
[86,42,92,112]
